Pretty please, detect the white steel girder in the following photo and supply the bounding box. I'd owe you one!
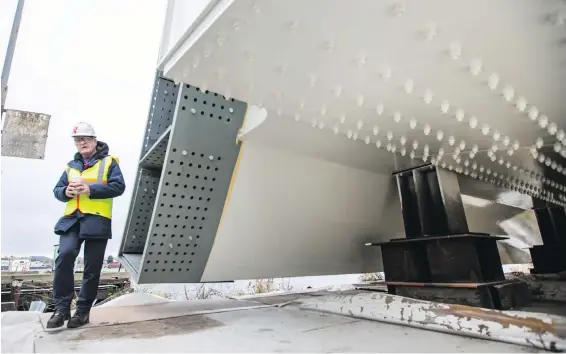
[122,0,566,282]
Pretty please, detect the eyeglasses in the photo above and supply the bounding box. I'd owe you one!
[73,137,95,144]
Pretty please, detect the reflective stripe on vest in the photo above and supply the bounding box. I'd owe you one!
[64,156,114,219]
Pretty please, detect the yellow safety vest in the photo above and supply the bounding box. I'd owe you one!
[64,156,115,219]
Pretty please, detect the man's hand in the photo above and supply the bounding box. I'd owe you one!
[76,183,90,196]
[65,186,76,198]
[67,182,90,196]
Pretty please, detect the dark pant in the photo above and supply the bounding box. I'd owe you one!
[52,226,108,313]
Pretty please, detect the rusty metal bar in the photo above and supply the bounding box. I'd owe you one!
[295,292,566,352]
[383,280,513,289]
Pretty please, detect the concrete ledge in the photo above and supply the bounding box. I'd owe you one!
[293,292,566,352]
[39,298,272,329]
[1,312,43,353]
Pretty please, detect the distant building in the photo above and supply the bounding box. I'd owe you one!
[9,257,30,272]
[1,258,10,271]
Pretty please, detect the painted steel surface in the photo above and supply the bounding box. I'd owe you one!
[295,291,566,351]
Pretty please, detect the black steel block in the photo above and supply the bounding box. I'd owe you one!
[375,165,519,309]
[379,234,506,284]
[396,174,422,239]
[394,165,468,238]
[529,205,566,274]
[381,242,430,282]
[493,281,532,309]
[392,285,485,307]
[529,245,566,274]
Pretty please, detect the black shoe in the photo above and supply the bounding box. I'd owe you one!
[67,311,89,329]
[46,310,71,329]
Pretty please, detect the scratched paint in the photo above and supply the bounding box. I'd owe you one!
[293,292,566,352]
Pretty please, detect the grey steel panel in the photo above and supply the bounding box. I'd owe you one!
[140,127,171,170]
[136,85,247,283]
[121,254,143,279]
[142,77,178,156]
[121,169,161,254]
[119,168,142,255]
[120,74,176,258]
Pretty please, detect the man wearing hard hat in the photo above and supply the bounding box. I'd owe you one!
[47,122,126,329]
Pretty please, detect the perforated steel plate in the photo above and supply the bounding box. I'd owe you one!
[121,169,161,254]
[121,74,174,257]
[142,77,178,156]
[123,83,247,283]
[140,127,171,170]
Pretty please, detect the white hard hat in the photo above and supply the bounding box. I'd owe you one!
[71,122,96,138]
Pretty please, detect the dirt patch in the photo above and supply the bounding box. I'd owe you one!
[67,315,223,341]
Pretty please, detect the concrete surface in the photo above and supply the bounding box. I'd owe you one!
[31,307,541,353]
[38,298,268,328]
[1,311,43,353]
[1,291,548,353]
[97,293,168,308]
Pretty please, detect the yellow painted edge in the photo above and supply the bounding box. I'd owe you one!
[217,142,245,232]
[221,104,250,224]
[201,105,250,278]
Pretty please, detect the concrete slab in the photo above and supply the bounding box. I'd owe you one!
[97,293,169,308]
[1,311,43,353]
[3,291,560,353]
[39,298,269,328]
[33,307,541,353]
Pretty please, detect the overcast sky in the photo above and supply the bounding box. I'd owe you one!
[1,0,167,257]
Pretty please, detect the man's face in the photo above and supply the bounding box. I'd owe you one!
[73,136,97,156]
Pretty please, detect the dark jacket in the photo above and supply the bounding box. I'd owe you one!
[53,141,126,239]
